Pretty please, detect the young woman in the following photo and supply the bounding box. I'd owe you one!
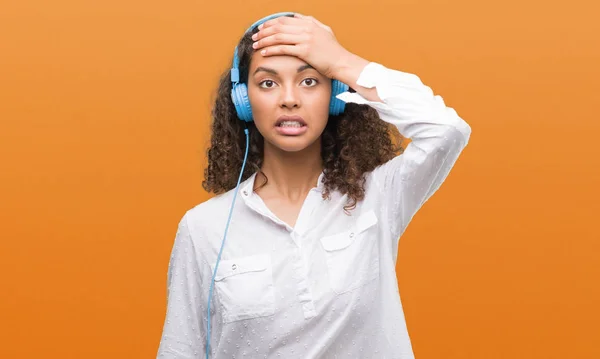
[157,12,471,359]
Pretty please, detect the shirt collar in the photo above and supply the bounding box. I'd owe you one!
[239,170,325,198]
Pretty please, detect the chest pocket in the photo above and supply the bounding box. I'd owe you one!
[210,253,275,323]
[319,210,380,295]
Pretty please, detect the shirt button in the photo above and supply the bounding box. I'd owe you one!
[349,232,354,238]
[232,264,237,270]
[243,190,248,196]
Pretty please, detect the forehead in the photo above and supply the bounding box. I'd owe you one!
[249,52,310,72]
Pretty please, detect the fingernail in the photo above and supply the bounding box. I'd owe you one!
[258,24,263,30]
[251,33,257,40]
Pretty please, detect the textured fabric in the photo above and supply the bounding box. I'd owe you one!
[157,62,472,358]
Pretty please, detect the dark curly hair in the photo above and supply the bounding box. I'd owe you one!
[202,17,405,212]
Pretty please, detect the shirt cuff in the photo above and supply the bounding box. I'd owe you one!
[335,62,403,115]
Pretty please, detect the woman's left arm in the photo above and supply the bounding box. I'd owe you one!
[336,58,472,243]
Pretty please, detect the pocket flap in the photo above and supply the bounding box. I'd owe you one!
[320,210,378,252]
[320,231,353,251]
[212,253,269,281]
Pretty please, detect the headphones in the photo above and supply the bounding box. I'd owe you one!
[230,11,349,122]
[206,12,348,358]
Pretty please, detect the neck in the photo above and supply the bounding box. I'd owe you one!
[256,139,323,202]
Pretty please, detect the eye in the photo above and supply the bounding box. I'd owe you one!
[258,79,276,89]
[302,78,319,87]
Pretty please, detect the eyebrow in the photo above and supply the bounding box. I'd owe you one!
[253,64,315,76]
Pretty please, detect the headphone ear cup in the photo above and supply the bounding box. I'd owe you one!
[329,80,349,116]
[231,83,253,122]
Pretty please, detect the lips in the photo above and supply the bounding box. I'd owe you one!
[275,115,307,127]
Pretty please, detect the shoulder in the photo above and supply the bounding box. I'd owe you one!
[169,189,238,265]
[183,189,237,233]
[176,173,256,253]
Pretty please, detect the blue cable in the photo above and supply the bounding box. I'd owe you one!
[206,128,250,359]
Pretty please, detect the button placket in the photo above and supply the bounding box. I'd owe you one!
[291,232,316,318]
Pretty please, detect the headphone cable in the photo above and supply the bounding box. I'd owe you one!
[205,125,250,358]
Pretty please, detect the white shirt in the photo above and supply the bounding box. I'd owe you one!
[157,62,472,358]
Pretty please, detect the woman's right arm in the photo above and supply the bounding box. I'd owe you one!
[157,214,206,358]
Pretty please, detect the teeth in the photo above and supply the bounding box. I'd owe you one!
[279,121,303,127]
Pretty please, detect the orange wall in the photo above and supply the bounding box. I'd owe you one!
[1,1,599,358]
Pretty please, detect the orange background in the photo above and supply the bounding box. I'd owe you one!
[1,0,599,358]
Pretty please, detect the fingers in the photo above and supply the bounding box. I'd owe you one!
[258,44,301,57]
[251,13,331,57]
[252,33,306,51]
[258,15,298,30]
[252,24,304,42]
[259,13,327,32]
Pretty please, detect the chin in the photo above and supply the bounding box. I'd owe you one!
[273,140,312,153]
[267,135,320,153]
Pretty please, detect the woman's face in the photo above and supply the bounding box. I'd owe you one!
[247,52,332,153]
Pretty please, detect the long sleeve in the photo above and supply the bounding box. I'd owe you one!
[157,213,206,358]
[337,62,472,249]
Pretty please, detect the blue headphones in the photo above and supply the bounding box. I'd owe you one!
[230,11,349,122]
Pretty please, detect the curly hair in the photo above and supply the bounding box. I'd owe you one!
[202,18,405,213]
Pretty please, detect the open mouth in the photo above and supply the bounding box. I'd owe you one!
[277,121,305,128]
[275,121,308,135]
[275,115,307,135]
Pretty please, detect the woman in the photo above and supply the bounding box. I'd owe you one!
[157,12,471,359]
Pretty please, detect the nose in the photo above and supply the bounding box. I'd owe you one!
[278,83,301,110]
